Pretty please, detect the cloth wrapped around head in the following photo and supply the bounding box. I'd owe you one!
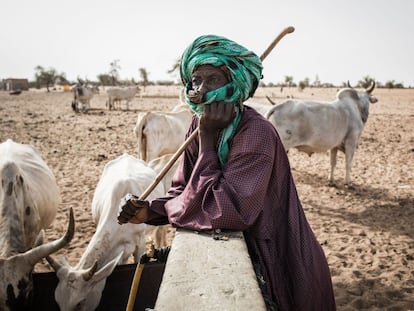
[180,35,263,165]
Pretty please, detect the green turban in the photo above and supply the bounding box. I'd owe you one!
[180,34,263,165]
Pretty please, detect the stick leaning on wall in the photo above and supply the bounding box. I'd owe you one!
[125,25,295,311]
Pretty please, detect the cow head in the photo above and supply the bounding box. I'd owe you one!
[345,81,378,103]
[46,251,123,311]
[339,80,378,123]
[0,208,74,309]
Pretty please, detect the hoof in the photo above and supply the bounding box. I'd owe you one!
[328,181,337,188]
[345,183,355,190]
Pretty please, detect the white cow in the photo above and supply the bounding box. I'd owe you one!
[106,86,140,110]
[266,82,378,187]
[134,104,193,162]
[72,83,95,113]
[0,139,74,310]
[47,153,165,311]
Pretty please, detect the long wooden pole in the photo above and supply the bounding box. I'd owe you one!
[125,25,295,311]
[260,26,295,61]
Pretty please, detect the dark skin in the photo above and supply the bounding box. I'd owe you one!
[117,64,235,225]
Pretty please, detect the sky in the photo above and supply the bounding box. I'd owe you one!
[1,0,413,87]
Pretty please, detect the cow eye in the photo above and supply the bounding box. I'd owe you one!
[25,206,31,215]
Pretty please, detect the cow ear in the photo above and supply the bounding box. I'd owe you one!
[369,96,378,104]
[87,251,123,283]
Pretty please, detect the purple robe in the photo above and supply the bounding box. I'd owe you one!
[150,107,336,310]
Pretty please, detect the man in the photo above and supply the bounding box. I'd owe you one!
[118,35,336,310]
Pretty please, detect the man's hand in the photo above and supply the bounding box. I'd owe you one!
[117,193,150,224]
[200,101,235,131]
[199,101,236,152]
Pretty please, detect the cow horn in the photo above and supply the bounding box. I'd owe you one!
[46,254,62,272]
[82,260,98,281]
[20,207,75,267]
[366,80,376,93]
[266,95,277,106]
[346,80,353,88]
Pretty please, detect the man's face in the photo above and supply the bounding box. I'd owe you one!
[190,65,230,103]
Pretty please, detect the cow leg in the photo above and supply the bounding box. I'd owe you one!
[81,102,86,113]
[328,148,338,187]
[343,133,361,188]
[344,144,356,189]
[71,100,78,113]
[151,226,168,248]
[133,236,147,263]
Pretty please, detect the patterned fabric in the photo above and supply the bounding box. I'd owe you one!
[149,108,336,310]
[180,35,263,165]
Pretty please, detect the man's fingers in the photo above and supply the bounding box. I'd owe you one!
[212,102,234,117]
[118,196,138,224]
[124,199,141,214]
[117,212,130,224]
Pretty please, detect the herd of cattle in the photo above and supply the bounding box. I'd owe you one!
[0,82,378,309]
[71,82,140,113]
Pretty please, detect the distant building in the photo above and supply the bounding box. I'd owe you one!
[2,78,29,91]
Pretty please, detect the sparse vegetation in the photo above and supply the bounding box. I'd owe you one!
[7,60,408,89]
[139,68,149,91]
[34,66,67,92]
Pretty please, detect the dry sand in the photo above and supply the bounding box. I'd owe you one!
[0,85,413,310]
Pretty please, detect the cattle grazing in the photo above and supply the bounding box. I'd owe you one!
[106,86,140,110]
[266,81,378,187]
[47,153,165,311]
[133,104,193,162]
[72,83,95,113]
[0,139,75,310]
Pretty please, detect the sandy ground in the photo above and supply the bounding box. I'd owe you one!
[0,85,413,310]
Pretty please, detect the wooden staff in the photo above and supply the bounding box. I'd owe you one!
[125,25,295,311]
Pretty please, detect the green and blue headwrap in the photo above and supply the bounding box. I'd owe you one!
[180,34,263,165]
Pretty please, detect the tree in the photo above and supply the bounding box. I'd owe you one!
[384,80,404,89]
[97,73,113,86]
[109,59,121,85]
[298,77,310,91]
[139,68,149,91]
[284,76,294,87]
[358,75,375,88]
[313,75,321,87]
[34,66,66,92]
